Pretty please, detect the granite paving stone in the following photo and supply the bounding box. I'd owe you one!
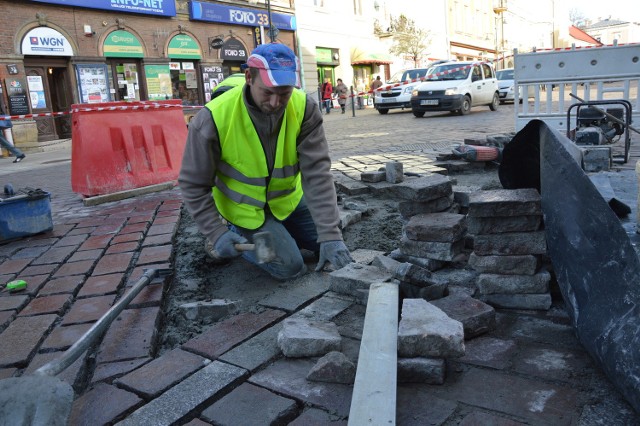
[433,367,579,425]
[136,244,172,265]
[67,248,104,263]
[41,323,93,351]
[115,348,209,398]
[111,232,143,244]
[92,252,135,276]
[25,351,86,386]
[52,259,95,278]
[182,309,286,360]
[106,242,140,254]
[69,383,143,426]
[201,382,298,426]
[38,276,85,295]
[250,358,353,418]
[33,244,78,265]
[0,314,58,367]
[17,294,72,316]
[61,294,116,325]
[115,361,247,426]
[77,273,124,297]
[0,295,29,312]
[96,306,161,363]
[0,258,31,274]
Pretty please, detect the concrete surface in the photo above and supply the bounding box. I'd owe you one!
[0,104,639,425]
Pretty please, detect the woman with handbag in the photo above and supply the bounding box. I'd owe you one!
[333,78,349,114]
[0,105,25,163]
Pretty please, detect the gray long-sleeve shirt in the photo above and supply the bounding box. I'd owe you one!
[178,86,343,247]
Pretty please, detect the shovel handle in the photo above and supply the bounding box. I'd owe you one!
[34,268,170,377]
[234,243,256,252]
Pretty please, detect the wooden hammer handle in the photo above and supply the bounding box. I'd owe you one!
[234,243,256,252]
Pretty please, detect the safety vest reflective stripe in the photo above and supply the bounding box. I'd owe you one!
[214,175,265,208]
[271,162,300,179]
[217,160,267,186]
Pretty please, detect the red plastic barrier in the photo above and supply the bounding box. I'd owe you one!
[71,100,188,197]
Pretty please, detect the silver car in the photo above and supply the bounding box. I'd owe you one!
[497,68,534,104]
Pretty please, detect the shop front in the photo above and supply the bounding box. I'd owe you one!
[315,47,340,90]
[20,26,75,141]
[350,47,393,108]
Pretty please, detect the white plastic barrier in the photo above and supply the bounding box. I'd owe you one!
[513,43,640,135]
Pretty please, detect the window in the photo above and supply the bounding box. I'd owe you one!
[481,63,493,79]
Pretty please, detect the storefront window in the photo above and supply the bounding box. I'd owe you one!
[108,62,141,101]
[169,62,199,106]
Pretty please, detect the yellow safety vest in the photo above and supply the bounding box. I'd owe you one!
[206,85,306,229]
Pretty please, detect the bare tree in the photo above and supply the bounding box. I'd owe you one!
[387,14,431,68]
[569,7,588,27]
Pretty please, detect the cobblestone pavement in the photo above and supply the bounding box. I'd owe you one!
[0,104,639,425]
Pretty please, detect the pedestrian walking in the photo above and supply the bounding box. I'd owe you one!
[333,78,349,114]
[0,105,25,163]
[321,78,333,114]
[178,43,353,280]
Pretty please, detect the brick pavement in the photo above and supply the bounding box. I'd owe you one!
[0,105,639,424]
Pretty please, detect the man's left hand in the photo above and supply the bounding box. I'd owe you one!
[315,240,353,272]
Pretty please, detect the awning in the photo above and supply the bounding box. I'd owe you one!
[350,47,393,65]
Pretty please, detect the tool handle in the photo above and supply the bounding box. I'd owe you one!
[34,268,171,377]
[234,243,256,252]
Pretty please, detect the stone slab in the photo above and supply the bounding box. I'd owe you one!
[430,294,496,339]
[115,361,247,426]
[404,212,467,242]
[468,189,542,217]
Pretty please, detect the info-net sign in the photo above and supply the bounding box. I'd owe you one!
[28,0,176,17]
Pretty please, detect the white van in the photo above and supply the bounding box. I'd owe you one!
[409,61,499,117]
[373,68,430,114]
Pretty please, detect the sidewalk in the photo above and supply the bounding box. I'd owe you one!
[1,109,639,424]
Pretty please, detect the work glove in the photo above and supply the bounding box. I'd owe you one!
[315,240,354,272]
[205,231,248,262]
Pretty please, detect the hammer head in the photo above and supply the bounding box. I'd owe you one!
[253,231,276,264]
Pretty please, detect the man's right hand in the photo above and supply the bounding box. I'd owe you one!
[205,231,248,261]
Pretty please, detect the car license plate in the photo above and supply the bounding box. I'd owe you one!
[420,99,438,106]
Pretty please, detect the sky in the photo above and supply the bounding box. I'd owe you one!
[564,0,640,23]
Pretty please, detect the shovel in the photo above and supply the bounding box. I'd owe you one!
[0,268,171,425]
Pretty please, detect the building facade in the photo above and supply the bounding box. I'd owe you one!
[0,0,295,146]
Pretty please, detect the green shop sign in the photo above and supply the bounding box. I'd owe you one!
[316,48,332,63]
[168,35,201,59]
[104,30,144,58]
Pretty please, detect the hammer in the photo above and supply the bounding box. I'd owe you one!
[234,231,276,264]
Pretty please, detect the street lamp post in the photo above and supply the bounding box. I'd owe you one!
[493,1,507,69]
[266,0,278,42]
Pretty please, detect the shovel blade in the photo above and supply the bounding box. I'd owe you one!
[0,376,73,426]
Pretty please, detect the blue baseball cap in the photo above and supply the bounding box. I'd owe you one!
[247,43,301,88]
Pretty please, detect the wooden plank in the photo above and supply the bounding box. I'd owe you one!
[348,282,398,426]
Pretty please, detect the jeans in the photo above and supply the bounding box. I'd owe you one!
[324,99,331,113]
[231,197,319,280]
[0,131,23,158]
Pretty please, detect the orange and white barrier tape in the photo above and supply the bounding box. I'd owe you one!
[0,103,202,121]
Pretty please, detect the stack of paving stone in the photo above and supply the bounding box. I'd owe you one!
[466,188,552,310]
[359,167,455,220]
[391,211,467,280]
[397,298,465,384]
